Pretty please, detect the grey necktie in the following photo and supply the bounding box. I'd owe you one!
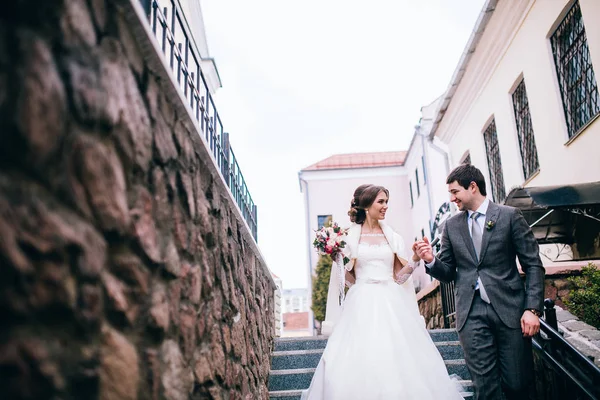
[471,212,491,303]
[471,212,483,260]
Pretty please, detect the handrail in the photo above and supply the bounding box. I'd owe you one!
[533,299,600,400]
[139,0,258,240]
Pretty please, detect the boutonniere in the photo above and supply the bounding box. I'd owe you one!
[486,220,496,230]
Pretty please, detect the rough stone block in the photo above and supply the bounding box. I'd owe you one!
[562,320,595,332]
[100,325,139,400]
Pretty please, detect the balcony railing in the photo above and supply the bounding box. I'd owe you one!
[139,0,257,240]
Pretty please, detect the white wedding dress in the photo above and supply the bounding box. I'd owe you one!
[302,241,465,400]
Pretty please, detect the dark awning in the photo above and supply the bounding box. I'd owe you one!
[505,182,600,209]
[504,182,600,245]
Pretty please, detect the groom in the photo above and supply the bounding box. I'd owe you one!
[415,164,544,400]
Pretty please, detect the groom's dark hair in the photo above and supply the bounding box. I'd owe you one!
[446,164,487,196]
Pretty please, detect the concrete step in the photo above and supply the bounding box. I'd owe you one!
[274,337,328,352]
[268,360,470,392]
[274,329,459,352]
[268,380,474,399]
[271,341,464,370]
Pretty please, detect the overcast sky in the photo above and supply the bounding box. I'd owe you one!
[201,0,486,289]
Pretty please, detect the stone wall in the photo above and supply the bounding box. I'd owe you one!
[417,281,445,329]
[0,0,275,399]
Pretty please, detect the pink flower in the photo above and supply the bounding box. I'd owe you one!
[325,245,333,254]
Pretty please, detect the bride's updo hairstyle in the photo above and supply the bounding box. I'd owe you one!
[348,184,389,225]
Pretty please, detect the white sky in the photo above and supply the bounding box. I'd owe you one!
[201,0,486,289]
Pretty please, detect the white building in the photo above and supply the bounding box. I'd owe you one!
[272,273,283,337]
[426,0,600,264]
[401,97,460,290]
[282,288,310,314]
[430,0,600,192]
[281,288,310,337]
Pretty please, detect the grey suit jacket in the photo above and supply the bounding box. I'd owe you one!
[427,202,545,331]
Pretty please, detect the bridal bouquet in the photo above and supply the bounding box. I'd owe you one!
[312,221,350,265]
[313,221,350,306]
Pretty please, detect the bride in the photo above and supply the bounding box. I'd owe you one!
[302,184,464,400]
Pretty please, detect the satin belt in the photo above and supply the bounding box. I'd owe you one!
[355,277,394,285]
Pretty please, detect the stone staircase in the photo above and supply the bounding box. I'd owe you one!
[268,329,474,399]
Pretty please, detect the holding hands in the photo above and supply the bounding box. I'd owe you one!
[412,237,435,264]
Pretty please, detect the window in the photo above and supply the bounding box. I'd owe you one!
[512,79,540,180]
[415,169,420,197]
[409,182,414,208]
[551,1,600,138]
[421,228,425,239]
[421,156,427,185]
[483,119,506,202]
[292,297,300,312]
[317,215,332,228]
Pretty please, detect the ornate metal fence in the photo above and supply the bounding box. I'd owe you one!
[138,0,258,240]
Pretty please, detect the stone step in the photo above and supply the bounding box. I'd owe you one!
[274,337,328,352]
[268,360,471,392]
[274,329,459,352]
[271,341,464,370]
[268,380,474,399]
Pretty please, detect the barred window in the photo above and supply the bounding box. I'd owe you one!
[551,1,600,138]
[483,119,506,202]
[512,79,540,180]
[421,156,427,185]
[415,169,421,197]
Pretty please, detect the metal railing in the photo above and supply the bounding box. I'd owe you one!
[139,0,257,240]
[533,299,600,400]
[440,281,456,328]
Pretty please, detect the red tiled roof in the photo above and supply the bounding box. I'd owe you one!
[283,312,309,330]
[302,151,407,171]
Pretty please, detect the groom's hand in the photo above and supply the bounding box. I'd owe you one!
[415,237,434,264]
[521,311,540,337]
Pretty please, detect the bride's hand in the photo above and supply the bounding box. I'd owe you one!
[411,241,421,262]
[415,237,434,263]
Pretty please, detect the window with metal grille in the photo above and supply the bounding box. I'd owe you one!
[483,119,506,202]
[415,168,421,197]
[421,156,427,185]
[409,182,414,208]
[551,1,600,139]
[317,215,332,228]
[462,153,471,165]
[512,79,540,180]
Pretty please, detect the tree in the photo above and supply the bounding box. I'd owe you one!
[312,255,332,323]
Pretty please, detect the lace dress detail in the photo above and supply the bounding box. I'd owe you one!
[301,241,464,400]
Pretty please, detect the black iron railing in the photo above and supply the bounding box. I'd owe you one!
[533,299,600,400]
[139,0,257,240]
[440,281,456,328]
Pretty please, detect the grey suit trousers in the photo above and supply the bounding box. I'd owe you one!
[460,293,533,400]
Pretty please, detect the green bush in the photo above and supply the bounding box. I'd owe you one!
[566,263,600,329]
[311,255,332,323]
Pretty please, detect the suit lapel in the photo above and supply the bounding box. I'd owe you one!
[478,202,499,264]
[458,212,478,263]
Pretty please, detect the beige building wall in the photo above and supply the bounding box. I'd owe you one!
[435,0,600,191]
